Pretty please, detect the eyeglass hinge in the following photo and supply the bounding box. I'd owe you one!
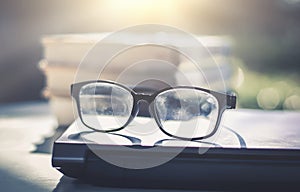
[227,94,237,109]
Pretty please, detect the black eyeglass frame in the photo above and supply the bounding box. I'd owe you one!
[71,80,236,141]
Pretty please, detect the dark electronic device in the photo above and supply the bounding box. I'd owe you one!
[52,119,300,190]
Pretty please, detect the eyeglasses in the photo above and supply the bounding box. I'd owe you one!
[71,80,236,141]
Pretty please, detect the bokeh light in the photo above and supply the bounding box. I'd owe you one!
[257,87,281,110]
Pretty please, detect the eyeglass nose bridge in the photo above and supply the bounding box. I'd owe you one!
[132,93,155,118]
[135,93,154,103]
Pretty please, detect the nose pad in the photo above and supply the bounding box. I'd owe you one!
[137,100,151,117]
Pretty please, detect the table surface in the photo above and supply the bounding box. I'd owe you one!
[0,101,300,192]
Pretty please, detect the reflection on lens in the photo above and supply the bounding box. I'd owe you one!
[154,88,219,139]
[79,82,133,131]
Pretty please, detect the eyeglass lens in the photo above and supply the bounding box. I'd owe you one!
[154,88,219,138]
[79,82,134,131]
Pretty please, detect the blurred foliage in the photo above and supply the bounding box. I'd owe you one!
[234,35,300,74]
[231,57,300,110]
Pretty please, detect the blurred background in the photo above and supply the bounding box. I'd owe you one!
[0,0,299,110]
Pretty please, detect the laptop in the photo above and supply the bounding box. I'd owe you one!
[52,111,300,190]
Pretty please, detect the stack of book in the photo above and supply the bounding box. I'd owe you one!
[40,33,232,126]
[176,36,232,91]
